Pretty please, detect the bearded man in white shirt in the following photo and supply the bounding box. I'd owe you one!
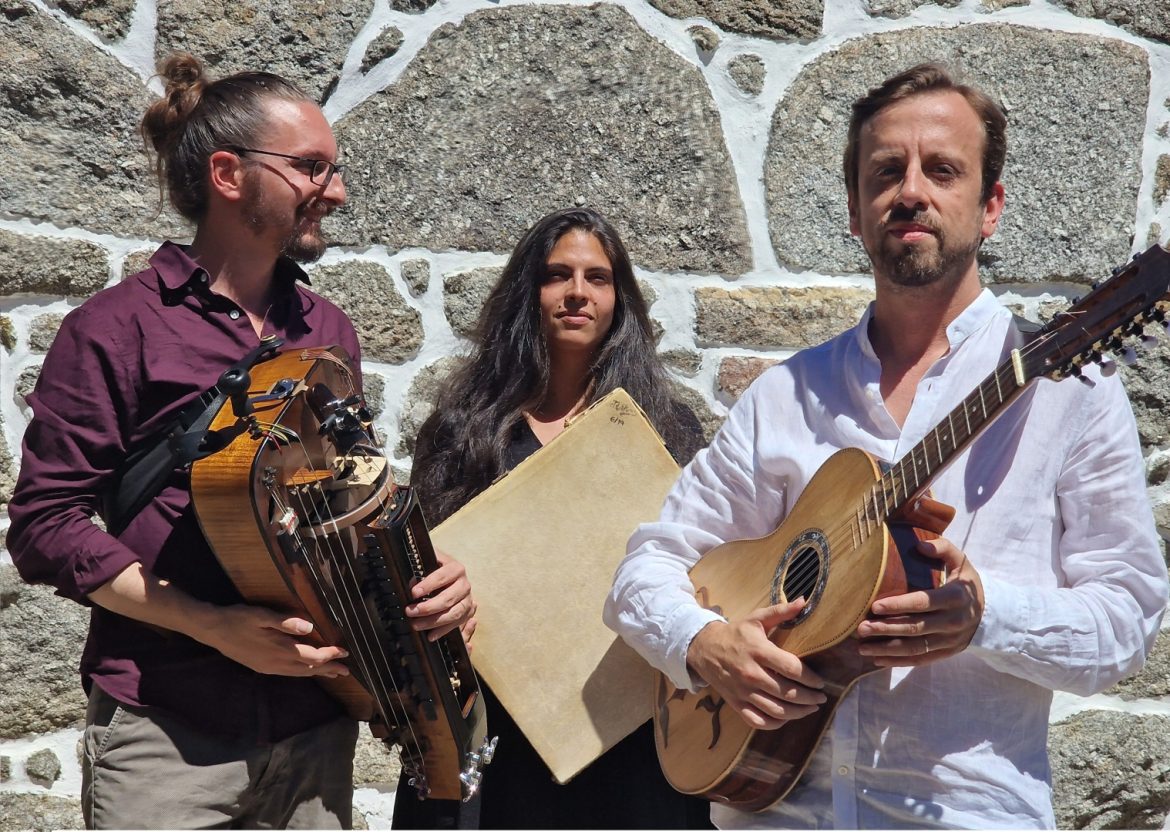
[605,63,1168,829]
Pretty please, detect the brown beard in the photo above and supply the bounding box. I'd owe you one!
[240,171,329,264]
[870,208,981,288]
[280,219,328,264]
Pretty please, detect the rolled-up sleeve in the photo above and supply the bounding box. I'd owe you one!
[7,305,142,603]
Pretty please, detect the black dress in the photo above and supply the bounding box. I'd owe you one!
[392,409,711,830]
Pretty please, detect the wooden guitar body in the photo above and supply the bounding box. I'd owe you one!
[191,347,490,801]
[653,447,951,811]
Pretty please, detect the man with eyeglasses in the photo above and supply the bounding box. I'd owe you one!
[8,53,475,829]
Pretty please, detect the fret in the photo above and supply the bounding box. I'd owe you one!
[912,444,929,483]
[866,349,1039,530]
[896,458,913,502]
[998,367,1012,405]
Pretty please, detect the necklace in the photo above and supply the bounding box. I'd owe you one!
[525,390,589,429]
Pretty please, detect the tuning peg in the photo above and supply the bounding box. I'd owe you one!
[1098,359,1117,377]
[1141,334,1159,349]
[1067,360,1095,386]
[1118,346,1139,366]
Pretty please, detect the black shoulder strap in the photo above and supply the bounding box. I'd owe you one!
[102,337,284,536]
[1007,312,1043,350]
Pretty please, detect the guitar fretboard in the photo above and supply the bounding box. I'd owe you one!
[855,355,1032,538]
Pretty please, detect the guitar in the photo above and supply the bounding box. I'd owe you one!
[653,245,1170,811]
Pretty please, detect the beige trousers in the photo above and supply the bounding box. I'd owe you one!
[82,685,358,830]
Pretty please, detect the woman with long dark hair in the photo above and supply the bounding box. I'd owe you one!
[393,207,710,829]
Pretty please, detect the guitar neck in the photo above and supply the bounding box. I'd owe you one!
[865,342,1033,528]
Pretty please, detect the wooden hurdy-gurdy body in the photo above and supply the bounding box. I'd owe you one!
[191,344,494,800]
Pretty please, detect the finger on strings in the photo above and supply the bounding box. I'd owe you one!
[736,704,785,731]
[306,659,351,678]
[409,596,474,636]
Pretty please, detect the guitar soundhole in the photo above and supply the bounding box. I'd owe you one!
[770,529,829,628]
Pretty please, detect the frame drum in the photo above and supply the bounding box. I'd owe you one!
[431,388,681,783]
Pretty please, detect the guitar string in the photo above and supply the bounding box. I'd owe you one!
[867,357,1024,535]
[244,380,413,745]
[816,330,1062,588]
[284,437,431,775]
[861,305,1162,547]
[781,356,1029,611]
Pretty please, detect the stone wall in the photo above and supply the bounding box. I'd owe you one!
[2,0,1169,828]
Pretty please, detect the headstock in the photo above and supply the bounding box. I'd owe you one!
[1021,245,1170,384]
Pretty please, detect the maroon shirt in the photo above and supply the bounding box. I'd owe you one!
[8,242,362,742]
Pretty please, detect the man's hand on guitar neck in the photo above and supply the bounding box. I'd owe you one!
[686,599,828,730]
[856,537,985,666]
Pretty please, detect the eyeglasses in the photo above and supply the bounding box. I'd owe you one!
[225,146,345,188]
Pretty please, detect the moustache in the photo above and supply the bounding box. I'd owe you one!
[884,205,940,232]
[297,198,334,221]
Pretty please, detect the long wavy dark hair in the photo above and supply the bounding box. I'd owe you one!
[412,207,701,523]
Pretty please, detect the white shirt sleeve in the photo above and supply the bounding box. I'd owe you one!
[967,372,1168,695]
[604,377,792,691]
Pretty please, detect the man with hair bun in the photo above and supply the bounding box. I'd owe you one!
[606,63,1167,828]
[8,53,473,829]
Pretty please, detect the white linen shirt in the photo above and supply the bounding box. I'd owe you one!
[605,290,1168,829]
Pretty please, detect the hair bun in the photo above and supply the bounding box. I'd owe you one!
[160,52,206,94]
[141,52,207,157]
[159,52,207,119]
